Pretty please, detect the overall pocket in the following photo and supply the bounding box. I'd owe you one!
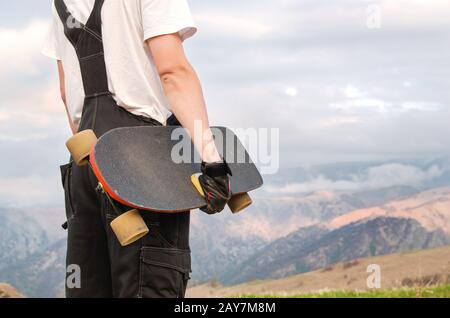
[139,246,191,298]
[60,162,75,227]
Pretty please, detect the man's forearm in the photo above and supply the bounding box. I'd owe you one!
[57,60,77,135]
[160,64,221,163]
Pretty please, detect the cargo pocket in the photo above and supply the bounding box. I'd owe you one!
[139,246,191,298]
[60,162,75,229]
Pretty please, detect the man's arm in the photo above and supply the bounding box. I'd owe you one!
[57,61,77,135]
[146,33,221,163]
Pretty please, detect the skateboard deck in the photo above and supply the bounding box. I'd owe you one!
[89,126,263,212]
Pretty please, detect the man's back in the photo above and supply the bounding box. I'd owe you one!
[44,0,234,298]
[42,0,197,126]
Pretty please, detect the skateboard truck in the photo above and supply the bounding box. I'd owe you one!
[66,129,149,247]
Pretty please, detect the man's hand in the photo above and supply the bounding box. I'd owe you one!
[198,161,232,214]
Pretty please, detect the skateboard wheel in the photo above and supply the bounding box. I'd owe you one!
[65,129,97,166]
[228,192,252,213]
[110,209,149,247]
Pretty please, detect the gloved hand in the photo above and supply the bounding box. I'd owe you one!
[198,160,232,214]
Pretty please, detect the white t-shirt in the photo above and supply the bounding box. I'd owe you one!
[42,0,197,126]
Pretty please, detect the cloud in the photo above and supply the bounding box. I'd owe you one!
[0,18,70,207]
[0,20,50,75]
[317,116,362,127]
[0,0,449,207]
[266,163,445,194]
[285,87,298,97]
[0,19,67,140]
[400,102,442,112]
[0,175,63,207]
[344,85,365,99]
[184,0,450,168]
[194,12,272,39]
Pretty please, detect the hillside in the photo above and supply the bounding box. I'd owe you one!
[0,208,50,271]
[1,161,448,297]
[190,185,420,282]
[186,245,450,298]
[0,208,66,298]
[328,187,450,233]
[0,283,23,298]
[221,217,449,284]
[0,239,66,298]
[219,187,450,284]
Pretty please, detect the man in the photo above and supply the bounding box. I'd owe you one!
[42,0,231,298]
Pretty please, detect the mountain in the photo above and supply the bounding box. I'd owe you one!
[17,207,66,241]
[189,186,412,282]
[329,187,450,233]
[0,239,66,298]
[1,160,449,297]
[190,210,267,282]
[195,158,450,283]
[264,157,450,190]
[190,185,427,282]
[0,208,50,271]
[223,217,450,285]
[0,207,66,298]
[0,283,23,298]
[2,183,449,296]
[187,245,450,298]
[219,225,328,283]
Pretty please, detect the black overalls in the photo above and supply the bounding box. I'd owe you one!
[56,0,191,298]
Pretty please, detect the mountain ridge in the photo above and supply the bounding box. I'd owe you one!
[222,217,450,285]
[187,245,450,298]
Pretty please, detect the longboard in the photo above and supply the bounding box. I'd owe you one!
[66,126,263,246]
[90,126,263,212]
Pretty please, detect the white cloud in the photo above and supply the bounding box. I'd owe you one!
[285,87,298,97]
[188,0,450,168]
[0,20,50,75]
[330,98,389,112]
[360,163,443,188]
[329,98,444,115]
[0,19,67,143]
[381,0,450,28]
[0,81,68,142]
[400,102,442,112]
[194,12,272,39]
[317,116,362,127]
[0,175,62,207]
[266,164,444,194]
[0,0,449,207]
[0,19,70,208]
[344,85,365,98]
[402,81,413,88]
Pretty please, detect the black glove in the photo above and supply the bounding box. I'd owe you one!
[198,160,232,214]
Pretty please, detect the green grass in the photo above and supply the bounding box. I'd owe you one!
[234,284,450,298]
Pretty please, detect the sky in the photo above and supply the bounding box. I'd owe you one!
[0,0,449,207]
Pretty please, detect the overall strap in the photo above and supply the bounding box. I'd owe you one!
[54,0,109,98]
[85,0,105,37]
[54,0,84,47]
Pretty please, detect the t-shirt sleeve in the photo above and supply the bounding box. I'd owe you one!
[140,0,197,42]
[41,2,64,60]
